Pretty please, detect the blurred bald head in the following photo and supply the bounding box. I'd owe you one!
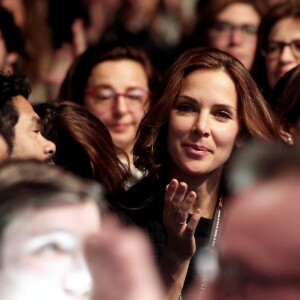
[201,144,300,300]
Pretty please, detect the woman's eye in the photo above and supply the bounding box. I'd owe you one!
[95,94,111,101]
[214,111,232,120]
[176,103,196,112]
[266,43,280,54]
[127,94,143,101]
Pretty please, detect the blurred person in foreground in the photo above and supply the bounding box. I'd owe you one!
[0,159,103,300]
[0,159,164,300]
[186,142,300,300]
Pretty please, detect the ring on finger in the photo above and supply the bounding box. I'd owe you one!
[177,220,186,225]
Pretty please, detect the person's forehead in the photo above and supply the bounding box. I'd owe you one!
[12,95,40,123]
[12,95,35,113]
[216,2,260,23]
[269,17,300,39]
[228,175,300,221]
[4,199,101,237]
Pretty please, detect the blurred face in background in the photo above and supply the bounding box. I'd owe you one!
[84,59,149,158]
[0,0,25,28]
[208,3,260,70]
[0,199,101,300]
[265,17,300,88]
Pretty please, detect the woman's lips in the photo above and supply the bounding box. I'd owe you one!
[110,123,130,132]
[183,144,212,156]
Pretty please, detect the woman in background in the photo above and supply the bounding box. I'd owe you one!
[270,65,300,146]
[254,2,300,100]
[59,41,158,186]
[190,0,267,71]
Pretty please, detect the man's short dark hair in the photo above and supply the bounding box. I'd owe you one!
[0,72,31,153]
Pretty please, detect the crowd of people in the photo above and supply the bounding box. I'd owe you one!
[0,0,300,299]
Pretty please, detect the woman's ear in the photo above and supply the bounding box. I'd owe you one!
[279,122,294,145]
[6,52,19,73]
[235,134,244,148]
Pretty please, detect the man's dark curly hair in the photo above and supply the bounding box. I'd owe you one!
[0,72,31,153]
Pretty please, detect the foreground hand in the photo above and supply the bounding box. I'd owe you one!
[85,214,164,300]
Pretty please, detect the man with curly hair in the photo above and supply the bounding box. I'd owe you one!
[0,72,55,161]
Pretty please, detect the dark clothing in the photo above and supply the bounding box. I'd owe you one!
[111,176,214,293]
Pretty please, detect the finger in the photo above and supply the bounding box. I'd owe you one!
[185,209,202,237]
[165,179,178,203]
[164,179,179,217]
[72,18,87,55]
[171,181,188,207]
[175,191,196,225]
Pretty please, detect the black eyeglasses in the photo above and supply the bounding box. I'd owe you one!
[210,21,258,37]
[262,39,300,59]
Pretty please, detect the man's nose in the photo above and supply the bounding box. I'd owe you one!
[43,136,56,158]
[63,257,92,297]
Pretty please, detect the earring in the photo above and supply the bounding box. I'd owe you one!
[287,136,294,145]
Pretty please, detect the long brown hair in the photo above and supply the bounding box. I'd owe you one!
[133,47,278,179]
[35,101,128,195]
[271,65,300,128]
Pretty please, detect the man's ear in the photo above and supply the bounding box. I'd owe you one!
[279,122,294,145]
[6,52,19,72]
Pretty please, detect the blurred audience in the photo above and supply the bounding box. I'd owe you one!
[101,0,198,74]
[0,6,24,74]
